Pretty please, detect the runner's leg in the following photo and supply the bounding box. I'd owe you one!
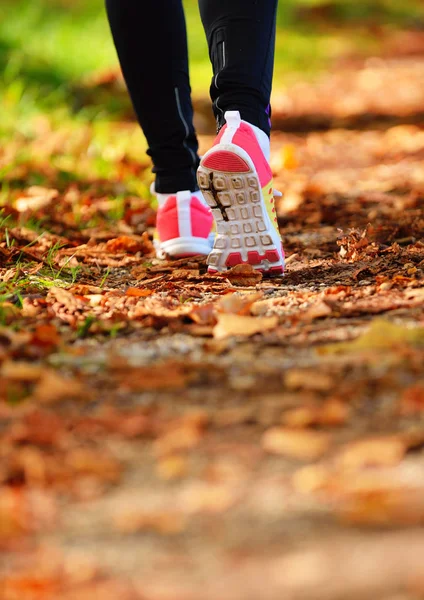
[105,0,199,193]
[198,0,278,136]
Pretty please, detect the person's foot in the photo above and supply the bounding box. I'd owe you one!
[197,111,285,275]
[153,187,214,258]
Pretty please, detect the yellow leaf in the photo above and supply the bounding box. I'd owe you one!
[281,144,299,170]
[319,318,424,355]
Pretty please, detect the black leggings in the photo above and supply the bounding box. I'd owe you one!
[105,0,278,193]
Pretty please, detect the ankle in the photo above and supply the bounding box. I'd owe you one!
[152,184,205,209]
[243,120,271,162]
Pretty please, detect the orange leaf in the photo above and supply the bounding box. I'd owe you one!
[399,384,424,415]
[262,427,331,461]
[31,324,60,347]
[281,144,299,170]
[105,235,148,254]
[337,436,406,470]
[125,287,153,297]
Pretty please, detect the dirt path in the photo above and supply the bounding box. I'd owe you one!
[1,42,424,600]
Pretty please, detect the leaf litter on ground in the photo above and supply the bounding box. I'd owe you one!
[0,28,424,600]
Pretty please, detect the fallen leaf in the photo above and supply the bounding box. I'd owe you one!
[31,370,86,404]
[31,324,60,348]
[153,425,203,456]
[282,399,349,428]
[318,398,351,426]
[399,383,424,415]
[292,464,332,494]
[112,361,190,391]
[18,410,65,446]
[262,427,331,461]
[223,264,263,286]
[179,482,238,514]
[125,287,153,297]
[213,314,278,340]
[1,361,44,382]
[301,300,332,321]
[281,406,317,428]
[115,509,187,535]
[15,186,59,212]
[156,455,188,481]
[337,436,406,470]
[339,487,424,527]
[217,291,263,315]
[319,318,424,354]
[284,369,333,391]
[188,303,217,325]
[47,287,86,312]
[105,234,152,254]
[66,449,121,483]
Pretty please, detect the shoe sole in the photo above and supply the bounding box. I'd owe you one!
[155,236,212,259]
[197,144,285,276]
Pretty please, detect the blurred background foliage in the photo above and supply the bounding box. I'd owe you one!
[0,0,423,136]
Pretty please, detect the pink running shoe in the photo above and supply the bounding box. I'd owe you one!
[154,188,214,258]
[197,111,285,275]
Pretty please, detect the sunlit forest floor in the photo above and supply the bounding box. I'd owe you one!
[1,1,424,598]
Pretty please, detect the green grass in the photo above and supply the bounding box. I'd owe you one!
[1,0,423,137]
[0,0,422,307]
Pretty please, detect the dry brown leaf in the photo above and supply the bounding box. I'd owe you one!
[337,436,406,470]
[66,449,121,483]
[113,362,190,391]
[319,398,351,426]
[213,313,278,340]
[281,406,317,428]
[180,482,238,514]
[115,413,152,438]
[31,324,60,348]
[18,410,65,446]
[48,287,86,312]
[0,575,60,599]
[32,371,86,403]
[0,487,29,538]
[115,509,187,535]
[284,369,333,391]
[188,303,217,325]
[217,291,263,315]
[339,487,424,527]
[262,427,331,461]
[154,425,203,456]
[223,263,263,286]
[15,186,59,212]
[0,487,57,539]
[125,287,153,297]
[1,361,44,381]
[250,297,279,316]
[156,455,188,481]
[292,464,332,494]
[301,300,332,321]
[283,398,350,428]
[105,234,151,254]
[399,383,424,415]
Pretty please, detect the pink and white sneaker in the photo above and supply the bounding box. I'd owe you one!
[197,111,285,276]
[153,187,214,258]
